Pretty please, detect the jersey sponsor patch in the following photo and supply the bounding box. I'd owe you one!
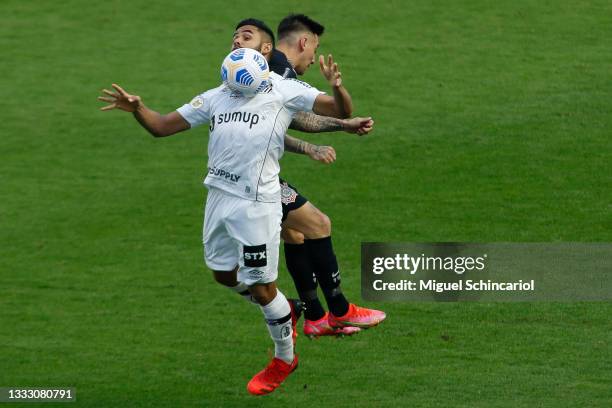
[208,166,241,183]
[209,111,260,131]
[190,97,204,108]
[281,182,298,205]
[243,244,267,267]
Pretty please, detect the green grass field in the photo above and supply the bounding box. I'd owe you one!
[1,0,611,406]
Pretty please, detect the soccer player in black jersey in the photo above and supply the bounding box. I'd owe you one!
[232,16,386,337]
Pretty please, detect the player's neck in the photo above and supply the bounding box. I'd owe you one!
[275,44,297,69]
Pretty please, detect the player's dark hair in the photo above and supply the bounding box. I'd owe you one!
[235,18,275,46]
[277,14,325,40]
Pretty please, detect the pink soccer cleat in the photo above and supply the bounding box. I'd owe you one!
[328,304,386,329]
[303,313,361,339]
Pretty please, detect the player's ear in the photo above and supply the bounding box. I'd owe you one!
[299,36,307,51]
[261,42,272,55]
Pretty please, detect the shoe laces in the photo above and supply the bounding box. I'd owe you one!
[349,304,375,317]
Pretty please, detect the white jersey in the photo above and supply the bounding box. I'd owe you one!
[177,72,322,202]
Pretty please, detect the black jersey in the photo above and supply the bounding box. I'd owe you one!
[269,49,298,79]
[270,49,308,215]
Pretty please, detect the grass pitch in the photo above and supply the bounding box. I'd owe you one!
[1,1,611,406]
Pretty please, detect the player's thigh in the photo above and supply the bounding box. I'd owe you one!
[280,179,308,223]
[203,189,240,272]
[204,230,240,272]
[226,200,282,286]
[281,226,305,244]
[212,266,239,287]
[282,201,331,239]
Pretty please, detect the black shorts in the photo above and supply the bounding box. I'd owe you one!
[279,177,308,222]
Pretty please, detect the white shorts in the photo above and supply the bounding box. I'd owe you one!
[203,187,282,286]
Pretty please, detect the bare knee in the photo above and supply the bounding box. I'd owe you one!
[306,209,331,238]
[249,282,277,305]
[316,211,331,237]
[284,203,332,239]
[281,227,305,244]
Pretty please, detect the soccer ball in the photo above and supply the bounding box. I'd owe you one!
[221,48,270,97]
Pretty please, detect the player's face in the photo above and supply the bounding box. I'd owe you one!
[232,26,264,52]
[295,33,319,75]
[232,25,273,60]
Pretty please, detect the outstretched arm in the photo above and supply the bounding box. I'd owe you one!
[290,112,374,135]
[284,134,336,164]
[98,84,189,137]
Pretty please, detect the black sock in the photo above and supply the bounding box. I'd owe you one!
[305,236,349,316]
[284,243,326,321]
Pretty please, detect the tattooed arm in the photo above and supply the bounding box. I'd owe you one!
[289,112,343,133]
[284,134,336,164]
[289,112,374,135]
[283,112,374,164]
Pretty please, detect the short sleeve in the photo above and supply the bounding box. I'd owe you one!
[279,78,324,114]
[176,93,212,128]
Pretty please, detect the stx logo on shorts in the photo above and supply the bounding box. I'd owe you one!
[243,244,267,267]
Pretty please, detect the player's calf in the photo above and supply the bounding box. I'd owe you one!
[252,284,295,365]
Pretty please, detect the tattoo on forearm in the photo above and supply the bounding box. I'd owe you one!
[284,134,311,155]
[289,112,343,133]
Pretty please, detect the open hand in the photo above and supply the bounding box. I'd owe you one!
[98,84,142,112]
[319,54,342,88]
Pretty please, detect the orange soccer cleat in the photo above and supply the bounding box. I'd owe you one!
[328,303,386,329]
[303,313,361,339]
[247,356,299,396]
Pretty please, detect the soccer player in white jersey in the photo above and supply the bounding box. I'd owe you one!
[232,17,386,337]
[98,51,372,393]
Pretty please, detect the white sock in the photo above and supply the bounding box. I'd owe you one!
[260,290,294,364]
[229,282,258,305]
